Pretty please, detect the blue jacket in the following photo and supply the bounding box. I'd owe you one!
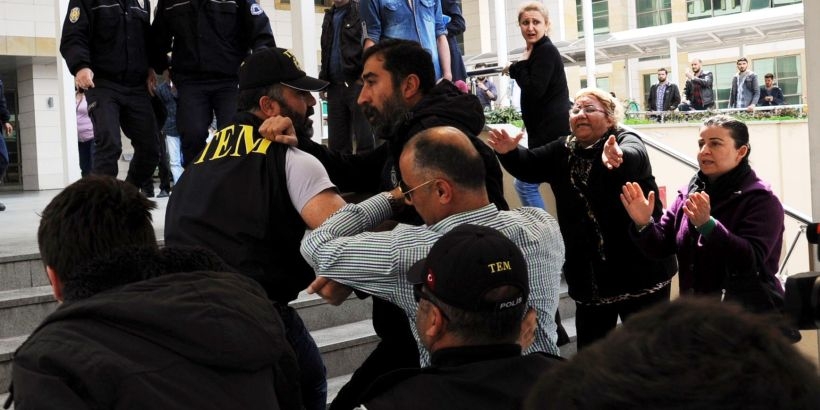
[361,0,447,80]
[729,71,760,108]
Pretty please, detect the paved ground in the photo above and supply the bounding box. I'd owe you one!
[0,188,170,259]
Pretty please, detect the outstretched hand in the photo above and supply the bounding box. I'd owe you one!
[259,115,298,146]
[602,135,623,170]
[487,127,524,154]
[620,182,654,226]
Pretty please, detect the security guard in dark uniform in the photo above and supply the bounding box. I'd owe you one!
[60,0,159,186]
[164,48,345,410]
[359,225,563,410]
[151,0,276,167]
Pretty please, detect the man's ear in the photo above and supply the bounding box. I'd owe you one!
[434,179,453,205]
[258,95,281,117]
[421,302,447,340]
[46,266,64,302]
[401,74,421,100]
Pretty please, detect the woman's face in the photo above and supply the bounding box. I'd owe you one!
[569,96,613,147]
[697,125,748,181]
[519,11,547,46]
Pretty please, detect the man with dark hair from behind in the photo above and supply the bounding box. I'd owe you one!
[7,175,302,409]
[525,297,820,410]
[356,224,563,409]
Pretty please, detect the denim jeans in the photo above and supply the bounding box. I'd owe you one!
[0,132,8,180]
[362,0,447,79]
[165,134,183,183]
[514,178,545,209]
[278,305,327,410]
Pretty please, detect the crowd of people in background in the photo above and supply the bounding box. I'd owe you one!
[2,0,818,409]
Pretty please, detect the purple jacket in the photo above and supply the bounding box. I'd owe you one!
[632,168,784,296]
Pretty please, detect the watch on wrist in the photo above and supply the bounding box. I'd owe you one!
[383,191,402,209]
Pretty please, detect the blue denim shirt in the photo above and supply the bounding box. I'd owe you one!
[361,0,447,79]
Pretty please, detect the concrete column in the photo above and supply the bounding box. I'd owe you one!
[494,0,509,107]
[668,37,679,84]
[54,0,81,188]
[18,63,70,190]
[806,1,820,238]
[290,0,322,143]
[581,0,596,87]
[478,0,492,53]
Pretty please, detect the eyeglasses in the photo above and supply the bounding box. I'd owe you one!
[413,285,450,320]
[570,105,607,116]
[399,179,436,201]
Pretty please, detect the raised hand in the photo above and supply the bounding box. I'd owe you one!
[487,127,524,154]
[620,182,655,226]
[683,191,711,228]
[602,135,623,170]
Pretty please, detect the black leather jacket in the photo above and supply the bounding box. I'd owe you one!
[319,0,364,85]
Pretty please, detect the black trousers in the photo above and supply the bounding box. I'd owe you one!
[329,296,419,410]
[575,284,671,350]
[176,78,238,167]
[141,131,172,193]
[325,82,375,155]
[85,81,159,187]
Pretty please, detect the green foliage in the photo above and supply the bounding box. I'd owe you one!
[484,106,522,125]
[625,108,806,124]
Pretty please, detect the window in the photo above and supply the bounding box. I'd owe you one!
[687,0,801,20]
[637,0,672,28]
[576,0,609,37]
[753,55,802,104]
[707,61,738,109]
[275,0,333,10]
[642,73,658,110]
[580,77,610,93]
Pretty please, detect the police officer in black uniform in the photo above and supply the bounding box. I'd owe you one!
[164,48,346,410]
[360,225,563,410]
[60,0,160,187]
[151,0,276,167]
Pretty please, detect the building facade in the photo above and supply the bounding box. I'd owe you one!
[0,0,808,191]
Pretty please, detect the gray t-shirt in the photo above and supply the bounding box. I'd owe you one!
[285,147,337,213]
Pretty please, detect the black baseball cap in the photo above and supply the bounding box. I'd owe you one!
[238,47,329,92]
[407,224,529,312]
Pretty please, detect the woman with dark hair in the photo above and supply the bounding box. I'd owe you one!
[488,88,676,350]
[621,115,785,312]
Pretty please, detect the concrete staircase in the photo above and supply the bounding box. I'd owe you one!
[0,250,576,408]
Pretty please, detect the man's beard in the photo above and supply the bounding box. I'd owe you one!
[279,103,314,139]
[361,90,410,141]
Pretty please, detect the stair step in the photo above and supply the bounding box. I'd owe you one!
[290,292,373,331]
[0,336,27,396]
[0,392,11,410]
[558,316,578,358]
[0,256,49,293]
[327,373,353,407]
[313,319,379,378]
[0,286,57,339]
